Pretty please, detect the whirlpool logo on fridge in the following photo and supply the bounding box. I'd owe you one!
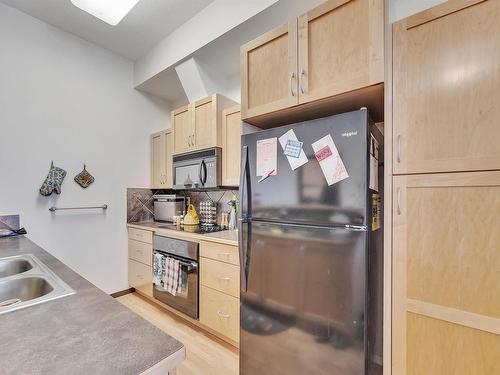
[341,131,358,137]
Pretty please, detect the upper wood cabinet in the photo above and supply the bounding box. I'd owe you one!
[172,104,191,154]
[240,0,384,126]
[151,129,173,189]
[393,0,500,175]
[240,21,298,120]
[221,106,242,186]
[298,0,384,105]
[172,94,238,155]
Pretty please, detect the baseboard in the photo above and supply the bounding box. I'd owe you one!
[111,288,135,298]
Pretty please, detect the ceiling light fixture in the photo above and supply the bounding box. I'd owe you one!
[70,0,141,26]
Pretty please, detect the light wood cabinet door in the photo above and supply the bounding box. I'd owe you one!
[128,259,152,289]
[200,257,240,298]
[193,96,217,150]
[200,241,239,266]
[393,0,500,174]
[392,171,500,375]
[128,228,153,244]
[164,130,173,188]
[172,105,192,154]
[241,21,298,120]
[128,239,153,266]
[151,131,165,188]
[222,106,241,186]
[200,286,240,343]
[151,130,172,188]
[298,0,384,105]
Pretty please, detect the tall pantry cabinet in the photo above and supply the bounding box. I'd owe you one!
[391,1,500,374]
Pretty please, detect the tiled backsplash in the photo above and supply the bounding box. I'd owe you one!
[127,188,238,224]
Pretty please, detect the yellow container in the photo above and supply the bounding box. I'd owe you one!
[183,204,200,226]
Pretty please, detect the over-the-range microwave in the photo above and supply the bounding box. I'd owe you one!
[172,147,221,189]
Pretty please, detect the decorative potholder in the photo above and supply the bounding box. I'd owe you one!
[74,164,95,188]
[39,161,67,196]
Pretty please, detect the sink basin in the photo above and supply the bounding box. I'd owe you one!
[0,254,75,315]
[0,257,33,278]
[0,277,54,303]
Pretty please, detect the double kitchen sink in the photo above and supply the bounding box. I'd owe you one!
[0,254,75,315]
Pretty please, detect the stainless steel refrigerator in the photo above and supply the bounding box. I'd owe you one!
[238,110,384,375]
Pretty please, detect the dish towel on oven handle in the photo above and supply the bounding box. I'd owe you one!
[162,256,181,296]
[153,253,163,286]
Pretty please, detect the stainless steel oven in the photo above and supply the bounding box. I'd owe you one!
[172,147,221,189]
[153,235,199,319]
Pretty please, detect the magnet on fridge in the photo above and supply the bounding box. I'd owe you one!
[284,139,303,158]
[256,137,278,177]
[311,134,349,186]
[278,129,308,170]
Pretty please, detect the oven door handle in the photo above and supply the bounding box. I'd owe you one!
[154,251,198,269]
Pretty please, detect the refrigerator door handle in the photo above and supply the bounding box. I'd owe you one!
[239,146,248,220]
[239,146,252,291]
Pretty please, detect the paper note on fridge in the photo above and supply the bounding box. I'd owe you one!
[278,129,308,170]
[311,134,349,186]
[256,137,278,177]
[369,134,379,192]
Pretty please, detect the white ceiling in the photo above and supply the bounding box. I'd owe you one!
[0,0,214,60]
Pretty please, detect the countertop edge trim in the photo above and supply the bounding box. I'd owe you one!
[139,346,186,375]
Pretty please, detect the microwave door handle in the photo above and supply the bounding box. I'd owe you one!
[201,160,207,185]
[198,161,204,187]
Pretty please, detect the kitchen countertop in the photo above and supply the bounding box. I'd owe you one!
[127,221,238,246]
[0,236,185,375]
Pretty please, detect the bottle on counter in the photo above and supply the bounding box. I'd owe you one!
[221,212,229,229]
[228,194,238,230]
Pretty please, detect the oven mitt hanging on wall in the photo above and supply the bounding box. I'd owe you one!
[74,164,95,188]
[39,161,67,196]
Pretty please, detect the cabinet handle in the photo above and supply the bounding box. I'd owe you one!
[218,253,232,258]
[300,69,306,94]
[397,187,402,215]
[218,276,231,281]
[192,133,195,146]
[397,135,401,163]
[137,274,144,279]
[217,310,230,318]
[290,72,296,97]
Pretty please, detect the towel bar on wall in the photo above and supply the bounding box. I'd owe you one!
[49,204,108,212]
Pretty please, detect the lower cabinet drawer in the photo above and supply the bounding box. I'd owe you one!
[128,259,152,288]
[128,239,152,266]
[128,227,153,244]
[200,286,240,343]
[200,257,240,298]
[200,241,240,266]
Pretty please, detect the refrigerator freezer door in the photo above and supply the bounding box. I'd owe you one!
[240,221,367,375]
[242,110,369,226]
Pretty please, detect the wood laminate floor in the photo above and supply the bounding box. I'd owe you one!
[117,293,239,375]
